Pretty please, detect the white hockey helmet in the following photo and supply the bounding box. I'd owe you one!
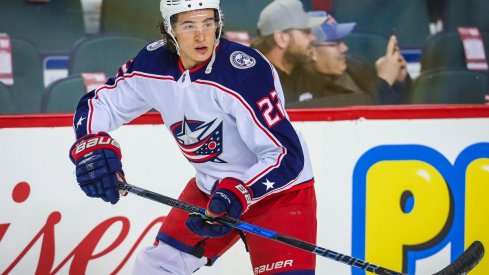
[160,0,223,74]
[160,0,221,22]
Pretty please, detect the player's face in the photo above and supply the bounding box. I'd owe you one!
[172,9,218,69]
[311,41,348,75]
[283,29,316,67]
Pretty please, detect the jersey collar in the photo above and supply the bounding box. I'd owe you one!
[177,43,222,73]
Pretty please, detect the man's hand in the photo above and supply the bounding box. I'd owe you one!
[376,34,405,85]
[186,178,252,238]
[396,55,408,83]
[69,132,123,205]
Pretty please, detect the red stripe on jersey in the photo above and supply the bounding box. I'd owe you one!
[88,98,94,134]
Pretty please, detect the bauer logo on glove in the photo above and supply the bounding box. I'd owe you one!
[72,135,121,159]
[69,132,124,205]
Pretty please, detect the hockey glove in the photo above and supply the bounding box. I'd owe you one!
[69,132,123,205]
[186,178,252,238]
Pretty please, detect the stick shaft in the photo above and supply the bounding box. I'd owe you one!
[118,182,403,275]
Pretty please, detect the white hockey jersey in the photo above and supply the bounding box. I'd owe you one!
[72,38,314,204]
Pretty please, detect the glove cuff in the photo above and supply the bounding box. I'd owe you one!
[217,178,253,212]
[69,132,122,163]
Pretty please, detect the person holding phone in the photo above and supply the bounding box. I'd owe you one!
[287,11,411,107]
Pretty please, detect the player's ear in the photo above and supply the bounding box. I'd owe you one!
[274,31,290,49]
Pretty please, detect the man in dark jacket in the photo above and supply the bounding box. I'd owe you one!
[288,11,411,108]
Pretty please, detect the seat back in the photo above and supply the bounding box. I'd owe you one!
[0,82,15,114]
[411,69,488,104]
[420,31,489,72]
[69,35,149,76]
[467,0,489,31]
[100,0,162,41]
[41,75,88,113]
[344,32,388,64]
[9,37,44,114]
[332,0,431,47]
[220,0,271,36]
[445,0,489,31]
[0,0,85,54]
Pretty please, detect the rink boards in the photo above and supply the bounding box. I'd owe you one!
[1,105,488,275]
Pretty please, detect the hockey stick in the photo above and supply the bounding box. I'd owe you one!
[118,181,484,275]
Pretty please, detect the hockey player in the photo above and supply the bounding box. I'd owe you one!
[68,0,325,274]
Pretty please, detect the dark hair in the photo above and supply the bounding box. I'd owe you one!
[250,35,276,55]
[158,9,224,53]
[158,17,178,53]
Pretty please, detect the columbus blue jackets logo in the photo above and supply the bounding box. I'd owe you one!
[170,117,225,163]
[230,51,256,69]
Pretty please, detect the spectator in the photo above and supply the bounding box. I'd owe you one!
[288,11,411,108]
[252,0,326,100]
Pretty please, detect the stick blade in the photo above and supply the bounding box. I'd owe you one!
[433,241,485,275]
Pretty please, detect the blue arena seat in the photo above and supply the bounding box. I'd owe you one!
[344,32,388,64]
[220,0,271,35]
[41,75,87,113]
[0,0,85,54]
[411,69,488,104]
[420,30,489,72]
[444,0,489,31]
[0,82,15,114]
[332,0,431,47]
[100,0,162,41]
[69,35,150,76]
[9,37,45,114]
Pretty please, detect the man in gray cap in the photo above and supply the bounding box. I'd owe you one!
[252,0,326,102]
[288,11,411,107]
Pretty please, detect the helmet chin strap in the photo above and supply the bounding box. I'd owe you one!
[168,30,220,74]
[205,9,224,74]
[164,21,181,56]
[204,25,222,74]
